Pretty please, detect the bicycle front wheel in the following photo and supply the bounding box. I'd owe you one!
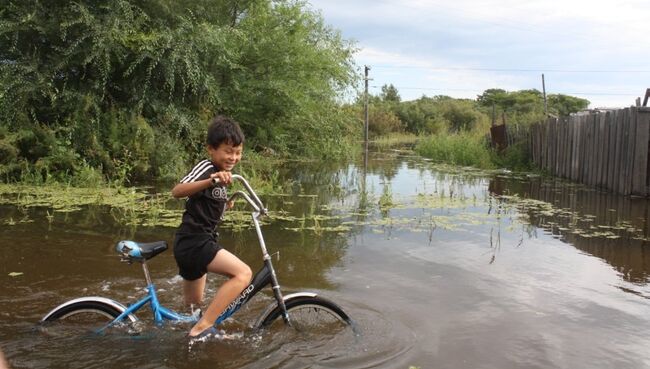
[41,298,137,336]
[258,295,352,332]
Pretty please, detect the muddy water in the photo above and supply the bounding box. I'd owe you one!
[2,150,650,369]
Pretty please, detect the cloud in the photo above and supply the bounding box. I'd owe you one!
[308,0,650,106]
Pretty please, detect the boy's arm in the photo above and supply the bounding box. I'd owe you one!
[171,171,233,198]
[171,178,212,198]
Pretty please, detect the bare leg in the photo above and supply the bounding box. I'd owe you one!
[189,249,252,336]
[183,275,207,306]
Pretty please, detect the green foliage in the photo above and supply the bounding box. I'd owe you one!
[380,84,401,103]
[364,85,587,171]
[415,131,494,168]
[395,97,445,134]
[393,96,489,134]
[489,141,533,171]
[477,88,590,124]
[439,98,489,132]
[547,94,590,116]
[368,105,405,137]
[372,132,419,148]
[0,0,358,183]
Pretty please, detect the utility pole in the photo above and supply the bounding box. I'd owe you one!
[364,65,370,151]
[362,65,371,190]
[542,73,548,116]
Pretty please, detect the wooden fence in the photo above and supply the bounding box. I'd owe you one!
[529,107,650,196]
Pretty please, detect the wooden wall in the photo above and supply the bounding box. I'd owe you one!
[529,107,650,196]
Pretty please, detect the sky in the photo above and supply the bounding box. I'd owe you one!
[307,0,650,108]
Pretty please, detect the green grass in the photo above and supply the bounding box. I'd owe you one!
[415,131,494,169]
[489,141,534,171]
[415,131,534,171]
[372,132,420,148]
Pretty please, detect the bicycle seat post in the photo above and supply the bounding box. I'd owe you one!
[141,261,153,286]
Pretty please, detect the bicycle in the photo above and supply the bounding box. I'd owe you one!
[40,174,352,336]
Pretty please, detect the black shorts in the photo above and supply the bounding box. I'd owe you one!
[173,233,223,280]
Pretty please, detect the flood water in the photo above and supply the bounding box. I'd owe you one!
[2,148,650,369]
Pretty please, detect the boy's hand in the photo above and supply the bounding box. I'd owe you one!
[210,171,232,185]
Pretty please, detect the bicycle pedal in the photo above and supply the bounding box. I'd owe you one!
[191,309,203,320]
[189,304,202,320]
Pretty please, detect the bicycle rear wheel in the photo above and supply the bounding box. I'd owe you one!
[258,295,352,333]
[41,299,138,336]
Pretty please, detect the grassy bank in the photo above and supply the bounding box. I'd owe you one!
[415,131,494,168]
[372,133,420,148]
[415,131,533,171]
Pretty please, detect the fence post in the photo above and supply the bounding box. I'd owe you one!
[571,115,580,181]
[632,108,650,196]
[619,109,631,195]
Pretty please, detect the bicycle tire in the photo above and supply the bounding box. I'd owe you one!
[41,299,137,335]
[257,295,352,331]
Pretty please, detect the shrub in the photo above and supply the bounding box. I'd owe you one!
[416,131,494,168]
[0,140,18,165]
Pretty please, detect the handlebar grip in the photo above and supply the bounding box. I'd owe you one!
[211,177,221,186]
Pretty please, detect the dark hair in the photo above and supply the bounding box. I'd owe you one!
[206,115,245,148]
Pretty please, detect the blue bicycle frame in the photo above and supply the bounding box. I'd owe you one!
[97,175,287,333]
[98,251,277,333]
[42,175,352,336]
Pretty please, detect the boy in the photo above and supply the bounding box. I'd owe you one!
[171,115,252,338]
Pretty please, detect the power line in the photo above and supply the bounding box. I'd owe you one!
[371,65,650,73]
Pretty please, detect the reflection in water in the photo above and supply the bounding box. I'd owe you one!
[2,149,650,368]
[489,176,650,284]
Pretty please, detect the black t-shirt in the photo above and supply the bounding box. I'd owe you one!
[176,159,228,235]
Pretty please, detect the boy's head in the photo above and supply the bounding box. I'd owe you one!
[206,115,244,171]
[206,115,245,148]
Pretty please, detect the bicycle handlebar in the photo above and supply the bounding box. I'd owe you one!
[213,174,267,215]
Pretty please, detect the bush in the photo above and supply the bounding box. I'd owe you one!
[490,141,532,171]
[1,0,358,185]
[0,140,18,165]
[368,105,405,137]
[416,131,494,168]
[15,127,57,162]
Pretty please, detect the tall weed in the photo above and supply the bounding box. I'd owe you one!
[416,132,494,168]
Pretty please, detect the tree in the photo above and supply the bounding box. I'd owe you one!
[368,106,404,136]
[477,88,508,108]
[548,94,590,116]
[0,0,358,180]
[380,84,401,103]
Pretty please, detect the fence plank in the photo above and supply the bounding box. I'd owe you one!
[625,107,636,195]
[585,114,594,186]
[591,114,599,187]
[597,113,607,187]
[580,114,588,184]
[593,113,601,186]
[619,109,631,195]
[603,111,614,190]
[527,108,649,197]
[547,119,552,171]
[613,110,625,194]
[625,107,638,195]
[540,121,545,169]
[571,117,578,180]
[557,118,564,177]
[563,118,569,177]
[549,118,556,174]
[632,110,650,196]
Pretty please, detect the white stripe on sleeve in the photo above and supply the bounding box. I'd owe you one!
[180,160,212,183]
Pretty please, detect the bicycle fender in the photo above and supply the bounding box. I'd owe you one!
[252,292,317,328]
[41,296,139,323]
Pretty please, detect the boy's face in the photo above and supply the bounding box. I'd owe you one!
[208,141,243,171]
